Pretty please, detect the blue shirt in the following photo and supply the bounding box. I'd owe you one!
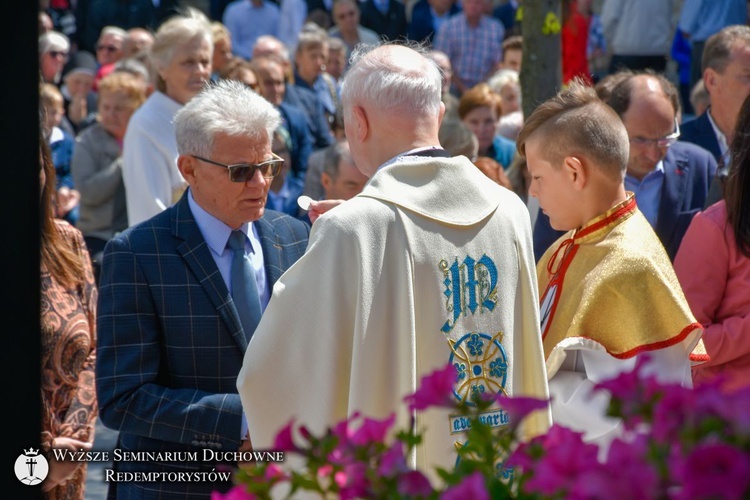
[489,135,515,170]
[624,161,665,229]
[187,189,270,309]
[223,0,280,60]
[678,0,747,42]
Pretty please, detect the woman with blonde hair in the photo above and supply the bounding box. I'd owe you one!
[71,71,147,280]
[122,8,213,227]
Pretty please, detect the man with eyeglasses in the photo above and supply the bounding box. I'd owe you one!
[533,71,717,262]
[96,79,309,498]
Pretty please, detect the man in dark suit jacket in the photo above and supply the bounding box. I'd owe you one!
[533,72,717,262]
[278,101,314,179]
[679,25,750,206]
[359,0,408,41]
[96,80,310,498]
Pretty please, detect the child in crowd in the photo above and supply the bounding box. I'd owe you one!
[517,79,706,450]
[41,82,80,226]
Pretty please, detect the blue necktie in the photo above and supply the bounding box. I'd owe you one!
[228,230,263,343]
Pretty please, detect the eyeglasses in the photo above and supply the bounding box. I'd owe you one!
[47,50,68,59]
[629,119,680,148]
[192,153,284,181]
[96,44,120,53]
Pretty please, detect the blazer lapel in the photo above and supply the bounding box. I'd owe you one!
[255,214,284,289]
[657,148,688,250]
[172,194,248,352]
[696,113,722,160]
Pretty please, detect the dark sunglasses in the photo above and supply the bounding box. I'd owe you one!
[192,153,284,182]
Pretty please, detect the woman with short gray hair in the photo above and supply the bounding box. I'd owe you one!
[122,8,213,227]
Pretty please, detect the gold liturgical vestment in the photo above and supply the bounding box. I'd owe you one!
[537,194,707,378]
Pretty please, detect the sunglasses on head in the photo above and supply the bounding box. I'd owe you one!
[192,153,284,182]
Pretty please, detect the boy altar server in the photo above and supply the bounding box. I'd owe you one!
[517,79,707,448]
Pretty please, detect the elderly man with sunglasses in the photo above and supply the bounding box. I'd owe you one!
[533,71,717,262]
[96,79,309,498]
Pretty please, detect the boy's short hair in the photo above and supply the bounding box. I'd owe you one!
[516,78,629,180]
[40,82,64,108]
[502,35,523,55]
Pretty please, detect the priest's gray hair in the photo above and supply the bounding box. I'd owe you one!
[340,41,442,121]
[174,79,281,158]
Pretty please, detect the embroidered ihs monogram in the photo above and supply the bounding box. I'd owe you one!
[439,255,499,333]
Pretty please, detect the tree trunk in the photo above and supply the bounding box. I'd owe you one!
[520,0,562,119]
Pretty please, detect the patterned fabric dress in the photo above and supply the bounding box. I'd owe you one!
[40,220,97,500]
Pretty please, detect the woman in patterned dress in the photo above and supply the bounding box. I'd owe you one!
[39,128,98,499]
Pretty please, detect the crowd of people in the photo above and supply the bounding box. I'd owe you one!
[37,0,750,497]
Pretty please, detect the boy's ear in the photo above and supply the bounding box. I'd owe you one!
[562,155,586,190]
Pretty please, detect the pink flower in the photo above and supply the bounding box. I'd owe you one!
[350,413,396,447]
[211,485,255,499]
[494,394,550,427]
[272,419,298,452]
[331,412,361,444]
[335,462,369,499]
[264,463,286,481]
[651,386,696,442]
[397,470,433,497]
[673,443,750,499]
[318,464,334,478]
[441,471,488,500]
[405,363,458,411]
[593,356,665,429]
[695,383,750,437]
[522,425,599,496]
[576,436,659,499]
[378,442,407,476]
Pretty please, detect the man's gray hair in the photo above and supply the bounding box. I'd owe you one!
[174,79,281,157]
[340,42,442,120]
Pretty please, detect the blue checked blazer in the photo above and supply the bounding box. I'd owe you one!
[95,192,309,498]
